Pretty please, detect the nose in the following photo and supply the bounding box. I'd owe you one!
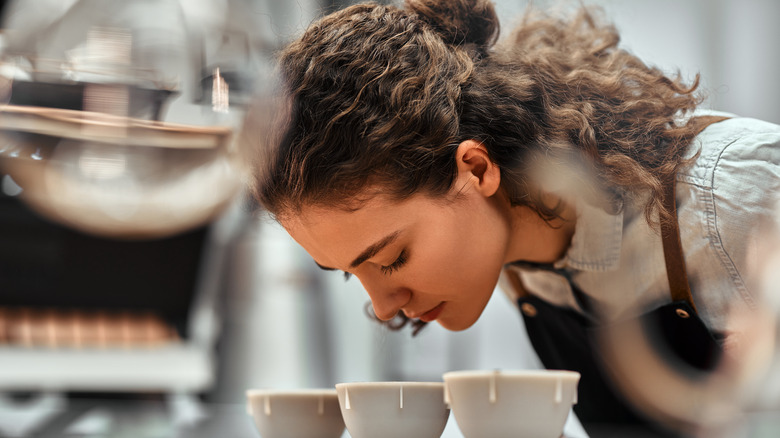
[360,276,411,321]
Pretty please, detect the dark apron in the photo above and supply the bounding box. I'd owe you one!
[515,281,723,437]
[511,116,730,437]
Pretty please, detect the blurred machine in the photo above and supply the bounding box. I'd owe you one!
[0,0,266,397]
[0,182,243,394]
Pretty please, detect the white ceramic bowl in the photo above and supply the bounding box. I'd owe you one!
[335,381,450,438]
[245,389,344,438]
[443,370,580,438]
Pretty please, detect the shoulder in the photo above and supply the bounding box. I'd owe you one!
[690,114,780,216]
[678,111,780,189]
[678,111,780,232]
[678,112,780,309]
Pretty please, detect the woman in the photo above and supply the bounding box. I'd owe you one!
[249,0,780,434]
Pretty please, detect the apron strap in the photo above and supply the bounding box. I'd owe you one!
[660,115,730,313]
[660,176,696,311]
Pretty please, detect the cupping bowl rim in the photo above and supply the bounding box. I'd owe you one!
[335,381,444,389]
[442,369,580,381]
[246,388,340,398]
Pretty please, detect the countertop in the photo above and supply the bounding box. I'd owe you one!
[1,393,778,438]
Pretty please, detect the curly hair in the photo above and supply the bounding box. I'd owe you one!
[250,0,706,333]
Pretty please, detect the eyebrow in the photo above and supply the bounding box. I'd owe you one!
[313,230,401,271]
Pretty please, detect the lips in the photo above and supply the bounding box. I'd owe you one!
[418,302,445,323]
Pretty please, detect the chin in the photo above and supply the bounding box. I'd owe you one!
[437,316,478,332]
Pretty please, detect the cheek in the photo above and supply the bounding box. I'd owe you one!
[443,208,507,273]
[406,210,508,296]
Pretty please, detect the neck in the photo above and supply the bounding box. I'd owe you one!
[504,201,577,265]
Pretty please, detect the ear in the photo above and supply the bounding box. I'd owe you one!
[455,140,501,197]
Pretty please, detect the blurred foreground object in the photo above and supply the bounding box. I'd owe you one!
[596,206,780,438]
[0,0,265,239]
[0,106,237,238]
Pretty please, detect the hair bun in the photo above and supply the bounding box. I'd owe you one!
[406,0,499,50]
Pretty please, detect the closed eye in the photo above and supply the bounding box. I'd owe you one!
[380,249,408,276]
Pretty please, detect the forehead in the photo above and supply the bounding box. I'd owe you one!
[281,193,442,268]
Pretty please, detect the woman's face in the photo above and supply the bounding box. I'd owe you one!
[281,141,572,331]
[282,167,515,331]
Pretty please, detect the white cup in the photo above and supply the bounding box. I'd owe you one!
[443,369,580,438]
[245,389,344,438]
[335,381,450,438]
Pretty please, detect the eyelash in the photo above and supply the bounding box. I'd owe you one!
[339,249,409,281]
[380,249,408,276]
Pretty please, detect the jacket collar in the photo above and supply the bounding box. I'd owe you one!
[553,197,624,272]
